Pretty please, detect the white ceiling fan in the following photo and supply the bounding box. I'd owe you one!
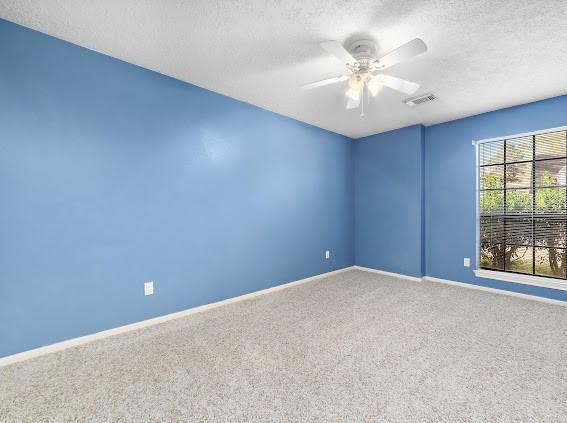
[303,38,427,116]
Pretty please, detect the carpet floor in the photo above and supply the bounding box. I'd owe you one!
[1,269,567,422]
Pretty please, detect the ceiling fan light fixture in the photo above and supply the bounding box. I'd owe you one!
[367,78,383,96]
[347,75,363,90]
[345,88,360,101]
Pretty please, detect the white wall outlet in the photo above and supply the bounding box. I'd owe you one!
[144,281,154,296]
[463,258,470,268]
[325,250,330,259]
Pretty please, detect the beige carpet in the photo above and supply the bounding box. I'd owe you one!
[1,269,567,422]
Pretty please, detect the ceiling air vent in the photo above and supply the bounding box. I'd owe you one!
[404,93,437,107]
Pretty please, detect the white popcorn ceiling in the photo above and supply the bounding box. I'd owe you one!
[2,0,567,138]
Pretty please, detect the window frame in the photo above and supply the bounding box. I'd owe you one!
[473,126,567,291]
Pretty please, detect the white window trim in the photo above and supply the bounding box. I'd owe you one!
[474,126,567,292]
[474,269,567,291]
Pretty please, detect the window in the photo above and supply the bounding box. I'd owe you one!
[476,128,567,289]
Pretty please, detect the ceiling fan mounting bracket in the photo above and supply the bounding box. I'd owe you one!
[347,39,377,58]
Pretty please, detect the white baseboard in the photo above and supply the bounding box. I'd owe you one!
[0,266,355,367]
[352,265,567,308]
[4,265,564,367]
[353,265,423,283]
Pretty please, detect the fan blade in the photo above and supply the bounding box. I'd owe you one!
[320,40,356,65]
[376,38,427,70]
[375,74,420,95]
[302,75,349,90]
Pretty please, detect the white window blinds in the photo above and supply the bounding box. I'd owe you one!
[479,130,567,279]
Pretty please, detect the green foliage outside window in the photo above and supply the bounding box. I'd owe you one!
[480,170,566,277]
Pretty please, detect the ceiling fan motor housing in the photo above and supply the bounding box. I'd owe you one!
[347,39,383,73]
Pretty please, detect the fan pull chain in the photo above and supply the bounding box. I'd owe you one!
[360,85,365,117]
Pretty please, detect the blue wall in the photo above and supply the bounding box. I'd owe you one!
[0,20,354,357]
[3,17,567,359]
[425,95,567,301]
[354,125,424,277]
[353,97,567,301]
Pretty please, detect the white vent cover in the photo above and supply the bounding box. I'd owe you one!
[404,93,437,106]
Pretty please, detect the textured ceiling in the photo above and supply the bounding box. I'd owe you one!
[2,1,567,138]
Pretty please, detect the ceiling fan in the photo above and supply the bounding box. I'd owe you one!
[303,38,427,116]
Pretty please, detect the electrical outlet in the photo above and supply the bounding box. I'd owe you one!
[325,250,330,259]
[144,281,154,296]
[463,258,470,267]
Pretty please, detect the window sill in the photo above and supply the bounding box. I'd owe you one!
[474,269,567,291]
